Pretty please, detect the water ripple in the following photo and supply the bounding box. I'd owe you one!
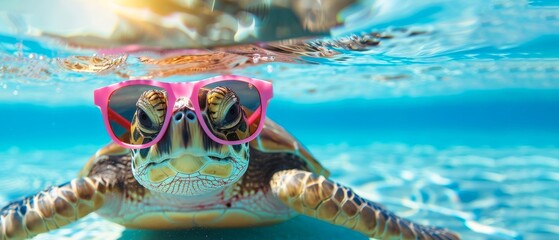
[0,1,558,105]
[310,143,559,240]
[0,144,557,239]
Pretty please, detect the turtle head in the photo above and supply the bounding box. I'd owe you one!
[129,87,250,196]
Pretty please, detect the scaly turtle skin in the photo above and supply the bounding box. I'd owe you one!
[0,87,459,240]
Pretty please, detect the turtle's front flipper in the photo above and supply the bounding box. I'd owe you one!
[271,169,460,240]
[0,177,111,240]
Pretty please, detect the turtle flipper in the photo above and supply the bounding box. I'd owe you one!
[0,177,111,240]
[270,170,460,240]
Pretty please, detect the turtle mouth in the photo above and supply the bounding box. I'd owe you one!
[148,154,232,166]
[144,153,234,174]
[208,155,233,161]
[145,158,170,168]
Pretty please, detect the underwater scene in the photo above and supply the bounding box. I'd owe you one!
[1,0,559,239]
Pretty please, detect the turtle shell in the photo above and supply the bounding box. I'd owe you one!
[79,142,130,178]
[249,119,329,177]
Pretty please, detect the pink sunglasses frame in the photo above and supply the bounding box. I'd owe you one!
[94,75,273,149]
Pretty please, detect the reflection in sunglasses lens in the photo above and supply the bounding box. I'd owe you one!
[199,80,262,142]
[108,85,167,146]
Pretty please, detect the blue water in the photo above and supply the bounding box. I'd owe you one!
[2,0,559,239]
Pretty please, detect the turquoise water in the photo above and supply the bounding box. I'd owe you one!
[2,0,559,239]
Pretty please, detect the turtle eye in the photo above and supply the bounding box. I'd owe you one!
[206,86,243,130]
[134,90,167,134]
[220,102,242,130]
[137,109,153,129]
[136,107,155,131]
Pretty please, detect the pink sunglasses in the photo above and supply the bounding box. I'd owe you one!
[94,75,273,149]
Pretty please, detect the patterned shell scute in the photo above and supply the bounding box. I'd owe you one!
[250,119,329,177]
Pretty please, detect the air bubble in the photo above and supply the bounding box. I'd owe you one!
[252,54,260,64]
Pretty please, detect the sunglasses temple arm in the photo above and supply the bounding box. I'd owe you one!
[108,108,132,130]
[247,106,262,126]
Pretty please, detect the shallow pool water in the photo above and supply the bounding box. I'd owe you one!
[1,0,559,240]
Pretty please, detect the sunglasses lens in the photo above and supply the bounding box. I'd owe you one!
[200,80,262,142]
[108,85,167,146]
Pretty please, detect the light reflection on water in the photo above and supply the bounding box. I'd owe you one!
[0,0,558,104]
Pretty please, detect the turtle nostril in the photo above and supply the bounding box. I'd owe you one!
[174,112,184,122]
[186,112,196,121]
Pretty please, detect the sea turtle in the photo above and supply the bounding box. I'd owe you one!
[0,87,459,240]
